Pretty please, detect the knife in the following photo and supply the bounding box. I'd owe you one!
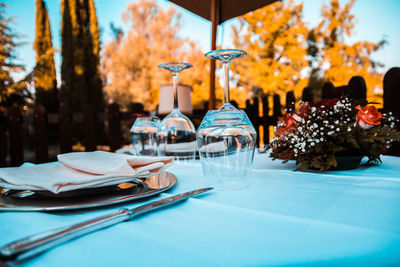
[0,187,213,262]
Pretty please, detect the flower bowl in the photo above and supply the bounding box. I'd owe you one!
[270,98,400,171]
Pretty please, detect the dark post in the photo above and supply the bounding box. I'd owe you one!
[246,98,260,146]
[252,97,260,147]
[107,103,122,152]
[245,99,251,113]
[302,87,314,103]
[8,105,23,166]
[383,67,400,156]
[272,94,282,125]
[334,85,348,99]
[84,104,97,151]
[384,67,400,113]
[33,105,48,163]
[261,95,270,145]
[347,76,367,100]
[208,0,220,110]
[0,110,7,166]
[59,103,73,153]
[245,99,252,124]
[321,82,335,99]
[285,91,295,112]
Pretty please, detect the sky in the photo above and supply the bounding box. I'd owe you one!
[4,0,400,83]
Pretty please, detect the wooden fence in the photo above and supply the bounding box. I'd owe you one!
[0,103,131,167]
[1,69,399,166]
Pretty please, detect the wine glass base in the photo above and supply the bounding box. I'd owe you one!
[205,49,247,63]
[158,62,193,73]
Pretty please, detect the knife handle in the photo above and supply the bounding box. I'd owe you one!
[0,209,130,262]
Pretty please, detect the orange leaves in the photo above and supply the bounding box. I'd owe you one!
[232,0,308,99]
[102,0,211,110]
[231,0,384,108]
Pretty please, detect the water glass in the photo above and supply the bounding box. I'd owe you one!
[130,116,160,156]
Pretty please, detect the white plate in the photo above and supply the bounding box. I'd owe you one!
[0,172,177,212]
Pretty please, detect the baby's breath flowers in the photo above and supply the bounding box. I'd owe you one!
[270,98,400,171]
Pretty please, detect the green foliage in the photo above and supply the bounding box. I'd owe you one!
[0,2,25,107]
[34,0,58,111]
[60,0,75,109]
[60,0,103,112]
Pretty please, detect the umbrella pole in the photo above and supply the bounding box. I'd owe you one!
[208,0,219,110]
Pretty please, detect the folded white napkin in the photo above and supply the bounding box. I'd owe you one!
[0,151,173,194]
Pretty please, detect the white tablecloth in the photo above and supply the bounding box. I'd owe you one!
[1,153,400,266]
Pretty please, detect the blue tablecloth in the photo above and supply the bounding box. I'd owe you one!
[1,153,400,266]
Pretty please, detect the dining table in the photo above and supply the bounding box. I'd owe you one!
[1,152,400,266]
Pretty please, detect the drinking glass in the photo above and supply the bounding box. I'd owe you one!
[130,116,160,156]
[197,49,257,190]
[157,62,197,162]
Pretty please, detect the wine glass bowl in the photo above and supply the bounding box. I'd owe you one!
[157,62,196,162]
[197,49,256,190]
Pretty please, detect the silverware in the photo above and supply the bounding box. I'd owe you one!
[1,180,144,199]
[0,187,213,262]
[0,177,146,199]
[0,188,36,199]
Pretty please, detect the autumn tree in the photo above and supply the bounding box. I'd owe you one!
[0,2,25,107]
[178,43,212,109]
[34,0,57,112]
[231,0,309,99]
[308,0,385,103]
[102,0,209,110]
[232,0,385,105]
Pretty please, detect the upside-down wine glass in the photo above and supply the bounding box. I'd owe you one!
[157,62,197,162]
[197,49,257,190]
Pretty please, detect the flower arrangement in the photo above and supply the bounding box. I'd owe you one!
[270,98,400,171]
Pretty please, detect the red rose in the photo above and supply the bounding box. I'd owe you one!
[295,102,310,118]
[355,105,382,129]
[276,113,298,137]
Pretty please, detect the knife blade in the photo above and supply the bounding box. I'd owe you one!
[0,187,213,262]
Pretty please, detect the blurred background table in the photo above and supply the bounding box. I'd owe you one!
[1,153,400,266]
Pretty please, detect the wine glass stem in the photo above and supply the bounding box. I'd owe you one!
[172,72,179,110]
[223,62,230,104]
